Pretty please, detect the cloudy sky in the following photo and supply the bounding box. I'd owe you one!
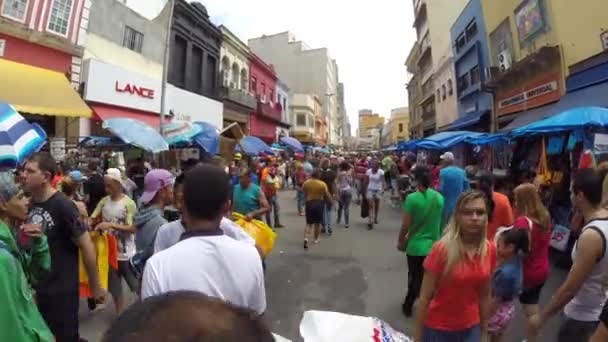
[127,0,417,131]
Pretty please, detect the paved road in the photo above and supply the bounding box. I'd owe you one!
[80,190,567,341]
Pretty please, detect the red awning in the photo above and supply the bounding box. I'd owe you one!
[90,103,169,129]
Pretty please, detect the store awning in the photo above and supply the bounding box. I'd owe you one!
[501,81,608,131]
[0,59,91,118]
[91,104,167,129]
[443,110,489,131]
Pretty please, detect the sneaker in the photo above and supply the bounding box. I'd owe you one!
[275,224,285,228]
[402,303,413,317]
[321,228,327,234]
[345,224,349,229]
[328,230,333,236]
[368,223,373,230]
[374,218,379,225]
[314,239,320,244]
[304,240,308,250]
[298,212,304,216]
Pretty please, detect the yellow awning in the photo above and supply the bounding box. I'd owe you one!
[0,58,92,118]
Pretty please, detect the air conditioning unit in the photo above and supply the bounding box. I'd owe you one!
[498,50,512,72]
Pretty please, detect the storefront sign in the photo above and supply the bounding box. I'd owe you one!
[602,31,608,50]
[496,73,561,116]
[166,84,223,129]
[115,82,155,99]
[50,137,66,161]
[83,59,161,114]
[595,133,608,154]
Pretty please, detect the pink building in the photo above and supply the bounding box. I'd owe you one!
[248,53,282,144]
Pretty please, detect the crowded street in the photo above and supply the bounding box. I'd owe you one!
[74,189,568,341]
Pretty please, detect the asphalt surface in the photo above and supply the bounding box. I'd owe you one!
[80,190,567,341]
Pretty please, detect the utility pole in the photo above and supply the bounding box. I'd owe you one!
[159,0,176,137]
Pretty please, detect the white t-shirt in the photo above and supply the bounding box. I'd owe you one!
[141,234,266,314]
[154,217,255,253]
[92,195,137,260]
[366,169,385,191]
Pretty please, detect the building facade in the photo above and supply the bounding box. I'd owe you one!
[275,80,291,139]
[406,42,423,139]
[0,0,92,150]
[449,0,493,131]
[358,109,385,138]
[219,25,255,136]
[248,32,340,146]
[249,53,281,143]
[481,0,608,130]
[434,48,459,130]
[390,107,410,143]
[290,93,326,145]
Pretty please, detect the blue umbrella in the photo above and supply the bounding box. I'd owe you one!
[0,102,47,169]
[163,121,203,146]
[102,118,169,153]
[280,136,304,152]
[237,136,275,156]
[193,122,220,154]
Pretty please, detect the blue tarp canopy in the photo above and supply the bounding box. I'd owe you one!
[79,136,126,148]
[236,136,275,156]
[466,133,510,146]
[415,131,486,150]
[192,122,220,154]
[279,136,304,152]
[397,139,420,151]
[443,110,489,131]
[512,106,608,136]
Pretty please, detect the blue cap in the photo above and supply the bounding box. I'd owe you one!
[69,170,83,182]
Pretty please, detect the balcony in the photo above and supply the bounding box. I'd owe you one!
[220,87,256,110]
[257,98,282,122]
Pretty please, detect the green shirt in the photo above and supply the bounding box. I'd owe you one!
[403,189,444,256]
[0,221,53,342]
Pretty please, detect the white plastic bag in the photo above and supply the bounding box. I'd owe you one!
[299,310,412,342]
[550,224,570,252]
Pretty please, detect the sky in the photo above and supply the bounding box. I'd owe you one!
[126,0,417,132]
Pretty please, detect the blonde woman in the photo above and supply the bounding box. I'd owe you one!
[415,190,496,342]
[512,183,551,342]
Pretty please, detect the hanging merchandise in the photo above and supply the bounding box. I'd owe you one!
[594,133,608,155]
[534,138,552,186]
[578,149,596,169]
[547,135,566,155]
[568,130,585,151]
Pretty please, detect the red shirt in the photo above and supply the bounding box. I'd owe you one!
[423,240,496,331]
[514,216,551,288]
[355,161,368,180]
[487,192,514,240]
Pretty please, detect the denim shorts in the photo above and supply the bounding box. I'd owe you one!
[423,325,481,342]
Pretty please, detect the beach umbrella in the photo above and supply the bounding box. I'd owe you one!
[237,136,275,156]
[0,102,47,169]
[280,136,304,152]
[102,118,169,153]
[193,122,220,154]
[163,120,203,146]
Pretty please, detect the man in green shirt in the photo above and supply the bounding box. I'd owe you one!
[0,171,53,341]
[397,165,444,317]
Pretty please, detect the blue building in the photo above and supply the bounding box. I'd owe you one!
[448,0,493,131]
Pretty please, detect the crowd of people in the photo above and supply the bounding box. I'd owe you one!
[2,148,608,342]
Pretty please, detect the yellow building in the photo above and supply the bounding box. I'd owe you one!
[358,109,385,137]
[390,107,410,144]
[480,0,608,130]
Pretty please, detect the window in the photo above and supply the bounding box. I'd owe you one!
[470,65,481,85]
[170,35,187,86]
[123,26,144,53]
[2,0,28,22]
[436,89,441,102]
[447,79,453,95]
[269,90,274,103]
[47,0,73,36]
[251,77,257,93]
[191,46,203,93]
[240,69,248,91]
[204,55,217,96]
[399,123,404,133]
[465,20,478,41]
[442,85,446,100]
[455,34,466,52]
[296,113,307,126]
[457,74,469,92]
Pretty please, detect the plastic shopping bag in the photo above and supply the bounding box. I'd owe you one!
[232,212,277,256]
[550,224,571,252]
[299,310,412,342]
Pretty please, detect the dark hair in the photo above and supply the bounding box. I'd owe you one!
[477,171,495,221]
[413,165,431,189]
[88,160,99,172]
[311,168,321,179]
[60,177,79,197]
[101,291,273,342]
[572,168,603,206]
[174,173,185,190]
[499,228,530,254]
[339,161,350,172]
[183,165,231,220]
[28,152,57,179]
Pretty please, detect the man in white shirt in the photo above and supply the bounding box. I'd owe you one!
[154,173,255,253]
[141,165,266,315]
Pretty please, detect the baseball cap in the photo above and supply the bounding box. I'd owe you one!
[440,151,455,162]
[69,170,83,182]
[234,153,242,161]
[140,169,174,205]
[105,168,123,184]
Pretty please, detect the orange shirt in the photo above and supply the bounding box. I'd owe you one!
[487,192,515,240]
[423,240,496,331]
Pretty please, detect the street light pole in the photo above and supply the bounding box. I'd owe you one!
[159,0,176,137]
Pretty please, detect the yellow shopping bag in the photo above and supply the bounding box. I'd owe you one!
[232,212,277,257]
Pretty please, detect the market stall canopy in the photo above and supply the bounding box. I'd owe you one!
[236,136,274,156]
[415,131,485,150]
[102,118,169,153]
[397,139,420,151]
[193,122,220,155]
[466,133,510,146]
[280,136,304,152]
[512,106,608,136]
[442,110,489,131]
[163,121,203,146]
[0,103,47,169]
[0,59,91,118]
[78,136,127,148]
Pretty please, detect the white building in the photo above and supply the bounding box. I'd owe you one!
[248,32,340,146]
[276,80,291,139]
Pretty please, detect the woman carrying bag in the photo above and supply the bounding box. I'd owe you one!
[398,165,444,317]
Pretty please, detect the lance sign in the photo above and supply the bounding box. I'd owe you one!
[115,81,156,99]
